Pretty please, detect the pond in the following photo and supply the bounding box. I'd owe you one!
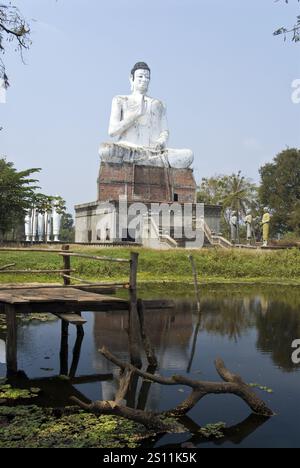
[1,284,300,448]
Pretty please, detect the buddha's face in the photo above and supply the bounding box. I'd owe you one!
[131,69,150,94]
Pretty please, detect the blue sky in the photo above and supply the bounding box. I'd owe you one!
[1,0,300,212]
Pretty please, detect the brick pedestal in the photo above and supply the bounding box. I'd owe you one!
[97,162,197,203]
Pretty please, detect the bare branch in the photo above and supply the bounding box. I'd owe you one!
[74,347,274,432]
[0,3,31,84]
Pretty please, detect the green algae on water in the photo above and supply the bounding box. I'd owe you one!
[0,384,41,402]
[0,405,147,448]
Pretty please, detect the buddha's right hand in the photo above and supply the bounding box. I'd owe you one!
[128,95,146,118]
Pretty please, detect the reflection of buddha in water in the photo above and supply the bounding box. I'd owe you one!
[94,304,193,357]
[99,62,194,169]
[93,303,193,401]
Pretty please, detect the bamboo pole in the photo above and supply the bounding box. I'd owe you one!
[0,248,67,253]
[58,252,130,263]
[69,329,84,379]
[137,299,158,367]
[5,304,18,375]
[62,274,129,288]
[128,252,142,368]
[0,269,76,274]
[187,255,202,373]
[60,245,71,375]
[61,246,71,286]
[188,255,201,312]
[0,283,120,291]
[0,264,16,271]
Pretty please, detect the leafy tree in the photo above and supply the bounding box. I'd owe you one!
[27,194,68,242]
[288,200,300,235]
[222,171,257,226]
[60,213,75,242]
[0,2,30,86]
[0,158,40,240]
[53,196,66,215]
[198,172,258,239]
[197,175,228,205]
[259,148,300,234]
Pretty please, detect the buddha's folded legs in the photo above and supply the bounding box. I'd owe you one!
[99,142,194,169]
[167,149,194,169]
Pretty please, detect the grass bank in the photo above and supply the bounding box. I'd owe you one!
[1,246,300,285]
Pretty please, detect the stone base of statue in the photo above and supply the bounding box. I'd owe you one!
[97,161,197,204]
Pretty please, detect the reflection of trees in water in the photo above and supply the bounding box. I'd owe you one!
[256,302,300,372]
[200,297,257,341]
[94,286,300,383]
[198,287,300,372]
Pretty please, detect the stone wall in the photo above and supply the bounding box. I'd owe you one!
[75,200,222,244]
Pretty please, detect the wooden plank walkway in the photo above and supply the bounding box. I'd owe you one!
[54,313,87,325]
[0,287,129,312]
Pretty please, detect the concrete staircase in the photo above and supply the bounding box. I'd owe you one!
[142,212,232,249]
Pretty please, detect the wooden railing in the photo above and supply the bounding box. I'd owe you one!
[0,245,137,292]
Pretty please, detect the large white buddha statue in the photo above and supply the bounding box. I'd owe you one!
[99,62,194,169]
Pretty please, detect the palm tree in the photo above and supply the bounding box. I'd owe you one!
[222,171,257,243]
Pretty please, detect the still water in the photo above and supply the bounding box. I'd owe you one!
[1,284,300,448]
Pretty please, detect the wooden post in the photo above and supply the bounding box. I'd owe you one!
[5,304,18,375]
[137,299,158,367]
[137,365,156,411]
[69,329,84,379]
[129,252,138,291]
[187,255,202,373]
[129,252,142,368]
[60,245,70,374]
[60,321,69,376]
[188,255,201,312]
[62,245,71,286]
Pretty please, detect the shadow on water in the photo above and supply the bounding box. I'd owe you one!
[1,283,300,447]
[146,413,271,448]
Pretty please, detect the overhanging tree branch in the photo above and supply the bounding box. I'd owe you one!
[0,2,31,85]
[274,0,300,42]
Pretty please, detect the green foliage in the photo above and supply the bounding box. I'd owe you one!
[0,158,69,241]
[221,171,257,219]
[259,148,300,234]
[1,246,300,284]
[198,172,258,239]
[199,422,226,439]
[0,383,41,401]
[0,158,40,238]
[248,383,274,394]
[33,193,54,214]
[60,213,75,242]
[0,405,145,448]
[197,175,227,205]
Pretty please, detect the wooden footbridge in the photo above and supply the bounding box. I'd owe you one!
[0,246,168,376]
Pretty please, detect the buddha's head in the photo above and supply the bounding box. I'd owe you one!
[130,62,151,94]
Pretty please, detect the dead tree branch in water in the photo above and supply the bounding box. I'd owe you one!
[71,347,274,434]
